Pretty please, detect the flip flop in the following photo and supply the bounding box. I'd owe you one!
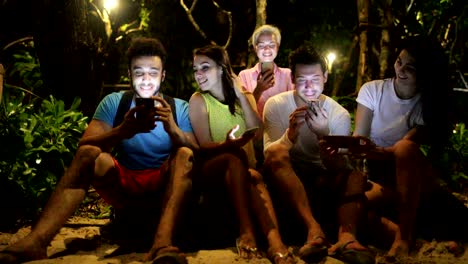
[152,252,188,264]
[330,240,375,264]
[151,246,188,264]
[298,236,329,263]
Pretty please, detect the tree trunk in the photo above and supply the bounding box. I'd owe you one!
[247,0,267,68]
[379,0,393,78]
[34,0,104,118]
[356,0,370,94]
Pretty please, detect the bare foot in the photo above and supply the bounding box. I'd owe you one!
[0,237,47,263]
[267,246,296,264]
[236,234,260,259]
[385,239,410,262]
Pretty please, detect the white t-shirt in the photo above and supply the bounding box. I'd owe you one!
[356,78,424,148]
[263,91,351,166]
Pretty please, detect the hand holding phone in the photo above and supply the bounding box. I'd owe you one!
[321,135,375,156]
[135,98,155,119]
[135,98,155,108]
[242,126,259,138]
[261,61,274,74]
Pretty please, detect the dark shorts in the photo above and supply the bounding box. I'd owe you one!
[265,163,346,244]
[94,158,165,208]
[366,159,396,188]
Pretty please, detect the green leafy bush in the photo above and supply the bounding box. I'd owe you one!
[0,91,88,226]
[429,123,468,192]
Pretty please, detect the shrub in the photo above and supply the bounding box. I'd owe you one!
[0,90,88,229]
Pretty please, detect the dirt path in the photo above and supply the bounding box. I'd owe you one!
[1,216,467,264]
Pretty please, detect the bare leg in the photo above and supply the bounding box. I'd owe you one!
[224,154,257,259]
[389,139,433,256]
[146,147,194,261]
[264,145,325,252]
[330,170,369,252]
[249,169,294,263]
[199,152,258,259]
[0,145,110,262]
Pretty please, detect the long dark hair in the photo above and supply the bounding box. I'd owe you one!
[193,45,237,115]
[397,36,453,154]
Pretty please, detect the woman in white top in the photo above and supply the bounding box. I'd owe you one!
[353,36,454,258]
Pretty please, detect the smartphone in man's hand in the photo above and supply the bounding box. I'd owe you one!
[135,98,155,119]
[135,98,155,108]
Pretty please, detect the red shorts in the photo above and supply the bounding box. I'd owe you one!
[94,158,166,208]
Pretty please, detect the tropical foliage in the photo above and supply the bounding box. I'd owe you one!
[0,49,88,229]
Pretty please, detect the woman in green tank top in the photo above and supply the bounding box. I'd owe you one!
[189,45,296,264]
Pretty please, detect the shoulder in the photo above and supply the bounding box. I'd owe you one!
[97,91,126,110]
[324,95,350,115]
[265,91,293,108]
[189,91,204,104]
[239,64,259,75]
[275,65,291,74]
[360,79,388,92]
[188,92,207,111]
[102,91,125,101]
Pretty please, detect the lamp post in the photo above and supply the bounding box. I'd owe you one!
[327,52,336,73]
[104,0,118,14]
[101,0,119,39]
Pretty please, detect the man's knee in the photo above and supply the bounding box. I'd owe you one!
[75,145,102,163]
[174,146,194,162]
[171,147,195,180]
[264,144,291,170]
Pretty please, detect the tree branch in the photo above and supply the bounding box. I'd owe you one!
[180,0,233,48]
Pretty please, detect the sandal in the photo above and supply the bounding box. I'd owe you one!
[298,235,329,263]
[235,237,261,259]
[151,246,188,264]
[329,240,375,264]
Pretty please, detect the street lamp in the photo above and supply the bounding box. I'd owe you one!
[104,0,118,14]
[327,52,336,73]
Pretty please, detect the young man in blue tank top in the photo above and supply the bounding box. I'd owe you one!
[0,37,198,264]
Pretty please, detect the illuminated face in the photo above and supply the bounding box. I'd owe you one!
[394,49,418,96]
[294,63,327,101]
[193,55,223,92]
[255,33,278,63]
[130,56,165,98]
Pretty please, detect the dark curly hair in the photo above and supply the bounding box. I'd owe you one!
[126,37,167,71]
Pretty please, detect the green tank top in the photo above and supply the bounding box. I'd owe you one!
[200,92,256,168]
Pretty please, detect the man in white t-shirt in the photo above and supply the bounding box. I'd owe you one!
[263,43,374,264]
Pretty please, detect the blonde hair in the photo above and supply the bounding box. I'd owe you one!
[251,25,281,47]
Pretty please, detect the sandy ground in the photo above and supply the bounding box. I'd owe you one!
[1,216,467,264]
